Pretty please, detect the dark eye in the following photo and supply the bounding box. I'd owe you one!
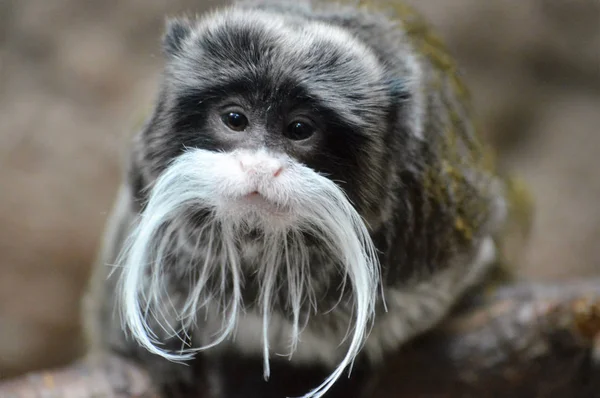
[285,121,316,141]
[221,112,248,131]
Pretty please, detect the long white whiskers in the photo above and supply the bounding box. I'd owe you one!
[115,148,382,398]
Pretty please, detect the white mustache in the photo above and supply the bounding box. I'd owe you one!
[116,148,382,398]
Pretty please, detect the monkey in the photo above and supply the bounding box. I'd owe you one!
[82,1,532,397]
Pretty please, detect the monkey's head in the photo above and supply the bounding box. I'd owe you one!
[133,6,417,219]
[117,4,427,398]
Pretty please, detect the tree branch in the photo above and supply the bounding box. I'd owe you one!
[1,280,598,397]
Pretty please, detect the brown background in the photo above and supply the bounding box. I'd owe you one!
[0,0,598,379]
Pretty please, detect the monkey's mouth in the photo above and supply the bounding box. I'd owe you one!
[236,190,286,214]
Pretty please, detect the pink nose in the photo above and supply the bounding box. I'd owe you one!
[237,152,285,179]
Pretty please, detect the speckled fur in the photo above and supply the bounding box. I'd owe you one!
[83,1,509,397]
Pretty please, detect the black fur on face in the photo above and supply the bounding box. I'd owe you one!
[129,7,411,218]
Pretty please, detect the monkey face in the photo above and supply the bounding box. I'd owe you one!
[134,7,395,219]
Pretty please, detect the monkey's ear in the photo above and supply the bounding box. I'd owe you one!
[162,17,193,57]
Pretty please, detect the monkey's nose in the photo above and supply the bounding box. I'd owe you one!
[237,152,285,179]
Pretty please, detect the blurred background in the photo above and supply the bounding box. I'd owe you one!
[0,0,598,380]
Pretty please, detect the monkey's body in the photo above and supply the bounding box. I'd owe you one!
[84,1,527,397]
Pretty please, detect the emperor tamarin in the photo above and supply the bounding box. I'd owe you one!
[83,0,523,397]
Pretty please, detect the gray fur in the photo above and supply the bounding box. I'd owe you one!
[83,1,509,397]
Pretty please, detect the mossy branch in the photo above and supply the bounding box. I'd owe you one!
[1,280,598,398]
